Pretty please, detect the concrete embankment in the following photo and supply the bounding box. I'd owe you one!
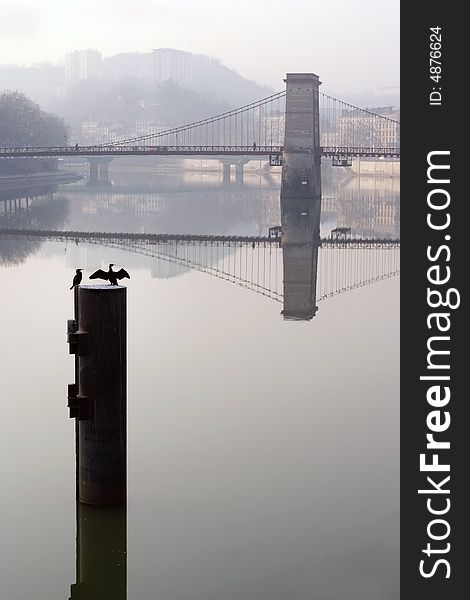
[0,170,83,191]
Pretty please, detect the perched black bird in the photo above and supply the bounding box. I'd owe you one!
[89,263,130,286]
[70,268,83,290]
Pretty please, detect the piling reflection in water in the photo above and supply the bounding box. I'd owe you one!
[69,502,127,600]
[280,197,322,321]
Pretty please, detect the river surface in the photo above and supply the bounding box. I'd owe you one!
[0,164,399,600]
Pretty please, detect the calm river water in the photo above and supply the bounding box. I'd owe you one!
[0,164,399,600]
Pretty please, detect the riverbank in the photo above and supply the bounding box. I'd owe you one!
[0,170,83,191]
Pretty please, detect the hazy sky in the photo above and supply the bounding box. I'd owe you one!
[0,0,399,94]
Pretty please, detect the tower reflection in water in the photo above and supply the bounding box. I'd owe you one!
[281,195,322,321]
[69,502,127,600]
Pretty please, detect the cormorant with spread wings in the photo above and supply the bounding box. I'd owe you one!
[89,263,130,286]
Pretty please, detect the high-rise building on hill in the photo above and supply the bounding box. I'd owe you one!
[65,49,102,82]
[152,48,192,86]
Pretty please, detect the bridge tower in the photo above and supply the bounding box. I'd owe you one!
[280,73,322,319]
[281,73,322,200]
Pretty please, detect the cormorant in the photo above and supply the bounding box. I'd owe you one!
[70,268,83,290]
[89,264,130,286]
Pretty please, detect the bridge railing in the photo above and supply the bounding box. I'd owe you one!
[321,146,400,158]
[0,145,284,157]
[0,228,400,247]
[0,144,400,159]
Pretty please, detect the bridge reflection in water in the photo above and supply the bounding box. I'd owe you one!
[0,224,399,322]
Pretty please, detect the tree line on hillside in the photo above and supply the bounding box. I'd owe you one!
[59,78,232,129]
[0,80,233,151]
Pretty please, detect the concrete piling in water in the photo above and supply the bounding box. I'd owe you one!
[88,158,112,186]
[89,158,99,185]
[222,161,231,184]
[235,160,245,185]
[67,285,127,505]
[99,159,109,184]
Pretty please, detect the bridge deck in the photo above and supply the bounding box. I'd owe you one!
[0,145,283,158]
[0,145,399,159]
[321,146,400,158]
[0,228,400,247]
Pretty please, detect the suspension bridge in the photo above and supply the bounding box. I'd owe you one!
[0,73,400,320]
[0,228,400,320]
[0,73,400,174]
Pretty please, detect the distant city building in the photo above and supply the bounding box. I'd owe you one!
[74,119,120,145]
[372,106,400,147]
[338,106,400,148]
[72,119,165,145]
[265,114,285,146]
[129,121,166,139]
[336,198,400,238]
[152,48,192,86]
[335,178,400,238]
[320,131,339,147]
[55,85,67,98]
[80,119,97,142]
[65,49,102,83]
